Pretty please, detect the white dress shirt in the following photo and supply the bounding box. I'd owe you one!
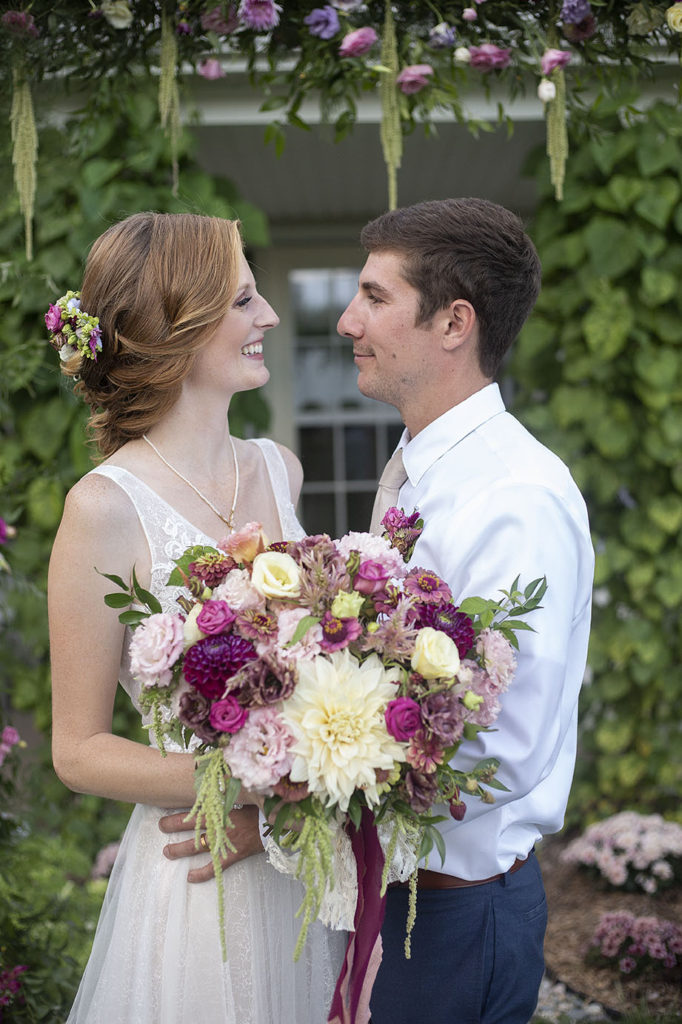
[397,383,594,879]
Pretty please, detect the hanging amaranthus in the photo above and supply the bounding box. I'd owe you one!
[379,0,402,211]
[159,9,181,195]
[10,67,38,261]
[546,66,568,201]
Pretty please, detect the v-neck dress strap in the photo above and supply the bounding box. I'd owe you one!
[247,438,305,541]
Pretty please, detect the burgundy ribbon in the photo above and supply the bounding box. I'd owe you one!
[328,808,387,1024]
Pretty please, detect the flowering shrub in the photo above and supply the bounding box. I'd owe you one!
[590,911,682,976]
[561,811,682,894]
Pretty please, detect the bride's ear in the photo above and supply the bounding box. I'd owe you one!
[442,299,476,352]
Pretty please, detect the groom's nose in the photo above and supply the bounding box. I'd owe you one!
[337,297,360,339]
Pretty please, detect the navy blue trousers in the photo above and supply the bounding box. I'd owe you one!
[370,851,547,1024]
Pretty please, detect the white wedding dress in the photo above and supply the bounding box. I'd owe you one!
[67,439,348,1024]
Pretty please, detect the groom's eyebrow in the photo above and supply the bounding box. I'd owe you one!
[360,279,391,298]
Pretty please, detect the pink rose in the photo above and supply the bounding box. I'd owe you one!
[353,559,390,595]
[196,599,236,635]
[220,521,268,563]
[462,7,477,20]
[129,612,185,688]
[1,725,20,747]
[209,695,249,733]
[44,304,63,333]
[338,26,378,57]
[198,58,225,80]
[541,47,571,76]
[469,43,512,70]
[396,64,434,95]
[385,697,422,741]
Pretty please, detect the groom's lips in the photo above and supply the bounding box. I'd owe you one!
[353,349,374,361]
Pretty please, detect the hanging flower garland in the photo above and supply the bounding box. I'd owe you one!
[1,1,680,255]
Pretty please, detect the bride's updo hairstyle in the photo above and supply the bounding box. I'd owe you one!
[64,212,243,457]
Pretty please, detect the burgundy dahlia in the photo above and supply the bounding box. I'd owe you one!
[183,634,256,698]
[413,604,475,657]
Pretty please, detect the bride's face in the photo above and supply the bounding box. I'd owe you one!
[187,255,279,397]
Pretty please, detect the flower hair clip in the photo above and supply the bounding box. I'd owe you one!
[45,290,102,363]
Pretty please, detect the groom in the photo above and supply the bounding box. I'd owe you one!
[335,197,594,1022]
[161,197,594,1023]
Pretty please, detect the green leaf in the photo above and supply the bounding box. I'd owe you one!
[582,289,634,361]
[634,178,681,229]
[640,267,677,307]
[104,592,135,608]
[286,614,321,647]
[607,175,644,210]
[118,610,150,626]
[583,217,640,279]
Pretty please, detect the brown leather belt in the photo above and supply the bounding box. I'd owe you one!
[390,855,528,890]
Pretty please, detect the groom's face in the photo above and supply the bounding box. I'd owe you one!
[337,250,442,418]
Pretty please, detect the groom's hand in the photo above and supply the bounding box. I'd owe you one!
[159,805,263,883]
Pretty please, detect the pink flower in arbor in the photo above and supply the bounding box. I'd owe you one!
[201,5,239,34]
[1,10,39,36]
[198,58,225,80]
[396,64,434,95]
[239,0,281,31]
[469,43,512,70]
[462,7,478,21]
[541,47,571,76]
[338,26,378,57]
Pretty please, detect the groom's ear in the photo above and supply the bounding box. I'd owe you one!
[442,298,477,351]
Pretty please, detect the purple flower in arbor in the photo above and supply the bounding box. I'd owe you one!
[239,0,281,31]
[560,0,592,24]
[304,6,340,40]
[1,10,39,36]
[429,22,456,50]
[201,5,239,34]
[338,26,378,57]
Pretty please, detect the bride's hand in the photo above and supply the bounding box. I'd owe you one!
[159,806,263,883]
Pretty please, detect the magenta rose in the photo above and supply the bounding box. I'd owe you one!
[469,44,512,71]
[196,599,236,635]
[385,697,422,741]
[209,695,249,733]
[396,64,434,94]
[338,26,377,57]
[353,559,390,596]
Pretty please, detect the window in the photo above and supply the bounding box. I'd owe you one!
[291,268,403,537]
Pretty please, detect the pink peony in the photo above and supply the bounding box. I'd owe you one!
[198,58,225,80]
[129,613,184,688]
[540,47,571,76]
[385,697,422,741]
[239,0,281,31]
[338,26,378,57]
[209,695,249,733]
[196,599,236,635]
[223,706,296,791]
[469,43,512,70]
[396,64,434,95]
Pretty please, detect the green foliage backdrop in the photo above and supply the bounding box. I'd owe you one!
[512,99,682,826]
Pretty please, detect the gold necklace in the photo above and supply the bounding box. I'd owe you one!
[142,433,239,532]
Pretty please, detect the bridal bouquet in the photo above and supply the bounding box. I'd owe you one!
[103,511,545,968]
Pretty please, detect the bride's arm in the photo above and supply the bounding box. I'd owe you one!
[49,472,198,808]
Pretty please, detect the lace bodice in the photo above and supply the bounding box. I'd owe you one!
[90,438,305,742]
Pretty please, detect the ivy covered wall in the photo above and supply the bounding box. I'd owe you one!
[512,100,682,826]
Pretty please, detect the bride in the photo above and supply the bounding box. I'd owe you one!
[47,212,347,1023]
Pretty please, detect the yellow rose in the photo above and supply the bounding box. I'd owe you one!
[667,4,682,31]
[331,590,365,619]
[411,627,460,680]
[183,603,205,650]
[251,551,301,600]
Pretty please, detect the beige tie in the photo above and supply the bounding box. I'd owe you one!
[370,448,408,534]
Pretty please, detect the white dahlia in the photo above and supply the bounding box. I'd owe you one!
[281,649,405,812]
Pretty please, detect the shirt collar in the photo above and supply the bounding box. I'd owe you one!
[399,383,506,486]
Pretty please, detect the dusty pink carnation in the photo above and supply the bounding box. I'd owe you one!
[338,25,378,56]
[129,613,184,688]
[475,628,516,691]
[212,568,264,611]
[396,64,434,94]
[262,606,323,661]
[335,531,406,579]
[223,707,295,791]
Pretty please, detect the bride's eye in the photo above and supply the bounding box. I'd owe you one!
[235,295,252,308]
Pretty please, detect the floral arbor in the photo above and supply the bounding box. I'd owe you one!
[2,0,682,257]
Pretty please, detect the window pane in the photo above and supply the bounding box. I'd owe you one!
[300,426,333,482]
[344,425,377,482]
[301,492,336,537]
[347,491,375,534]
